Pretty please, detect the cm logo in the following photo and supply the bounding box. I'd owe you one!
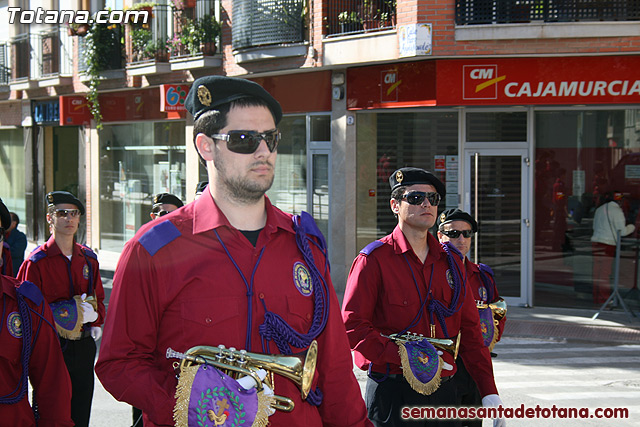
[463,65,505,100]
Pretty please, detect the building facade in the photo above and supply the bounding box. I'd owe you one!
[1,0,639,309]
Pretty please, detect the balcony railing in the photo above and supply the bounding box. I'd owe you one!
[78,24,124,74]
[126,4,172,64]
[0,43,8,85]
[10,33,30,81]
[232,0,306,50]
[325,0,396,38]
[169,0,219,59]
[456,0,640,25]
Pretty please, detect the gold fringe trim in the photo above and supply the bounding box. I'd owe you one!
[253,389,276,427]
[174,365,199,427]
[488,319,500,352]
[54,297,84,340]
[398,344,443,396]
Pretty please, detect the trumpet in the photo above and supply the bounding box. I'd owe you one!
[477,297,508,320]
[166,340,318,413]
[381,332,461,360]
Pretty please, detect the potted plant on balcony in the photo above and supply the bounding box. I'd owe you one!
[130,27,152,61]
[358,0,382,31]
[338,10,362,33]
[195,14,220,56]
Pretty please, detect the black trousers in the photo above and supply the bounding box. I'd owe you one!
[365,372,461,426]
[61,336,96,427]
[452,358,482,427]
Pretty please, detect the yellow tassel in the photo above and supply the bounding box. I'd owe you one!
[488,319,500,352]
[398,344,443,396]
[173,365,199,427]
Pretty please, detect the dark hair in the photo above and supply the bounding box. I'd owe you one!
[10,212,19,225]
[192,96,274,164]
[391,186,407,201]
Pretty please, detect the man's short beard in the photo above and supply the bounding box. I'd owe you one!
[214,157,274,204]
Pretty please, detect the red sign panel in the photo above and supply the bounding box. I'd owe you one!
[161,84,190,112]
[437,56,640,105]
[347,61,436,110]
[59,95,92,126]
[251,71,332,114]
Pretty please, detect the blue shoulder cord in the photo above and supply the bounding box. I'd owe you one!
[370,243,466,382]
[477,268,495,303]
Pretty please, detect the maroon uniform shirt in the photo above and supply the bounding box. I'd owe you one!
[342,226,498,397]
[466,261,506,341]
[2,242,13,277]
[0,274,73,426]
[17,237,105,327]
[95,192,371,427]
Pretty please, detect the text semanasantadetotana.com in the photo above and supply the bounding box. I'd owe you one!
[401,405,629,420]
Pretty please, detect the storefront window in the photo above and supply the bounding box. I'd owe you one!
[267,115,307,214]
[355,111,459,250]
[534,109,640,309]
[0,129,26,222]
[99,121,186,251]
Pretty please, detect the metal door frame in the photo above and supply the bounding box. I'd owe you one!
[463,148,532,307]
[306,113,332,254]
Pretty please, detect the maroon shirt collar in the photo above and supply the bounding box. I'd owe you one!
[192,190,294,237]
[42,236,81,258]
[390,224,444,264]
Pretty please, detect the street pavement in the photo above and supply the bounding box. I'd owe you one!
[87,277,640,426]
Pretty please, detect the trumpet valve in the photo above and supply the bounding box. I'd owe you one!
[227,347,237,364]
[216,345,225,363]
[238,349,247,367]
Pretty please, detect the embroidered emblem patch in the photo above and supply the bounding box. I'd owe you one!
[446,269,454,289]
[478,286,488,303]
[293,262,313,296]
[83,264,90,280]
[7,312,22,338]
[197,85,212,106]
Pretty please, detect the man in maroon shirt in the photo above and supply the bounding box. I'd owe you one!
[437,208,507,427]
[18,191,105,427]
[342,167,505,427]
[1,198,73,427]
[96,76,371,427]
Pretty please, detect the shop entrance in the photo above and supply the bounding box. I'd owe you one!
[463,149,532,307]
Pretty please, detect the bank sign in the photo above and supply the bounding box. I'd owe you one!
[437,56,640,105]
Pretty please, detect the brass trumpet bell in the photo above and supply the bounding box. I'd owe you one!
[489,298,508,320]
[166,340,317,412]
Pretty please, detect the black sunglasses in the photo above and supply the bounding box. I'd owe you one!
[442,229,474,239]
[211,129,281,154]
[54,209,81,218]
[401,191,441,207]
[155,210,170,217]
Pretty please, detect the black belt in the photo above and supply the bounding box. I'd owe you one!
[369,372,454,383]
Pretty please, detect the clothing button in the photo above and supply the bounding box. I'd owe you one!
[306,313,311,320]
[403,300,408,305]
[205,317,212,324]
[259,292,265,299]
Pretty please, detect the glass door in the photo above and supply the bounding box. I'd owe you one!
[464,149,531,306]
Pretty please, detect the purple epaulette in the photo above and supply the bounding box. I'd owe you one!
[441,241,463,260]
[139,220,181,256]
[81,245,98,260]
[360,240,384,256]
[28,247,47,263]
[478,263,494,277]
[16,280,44,306]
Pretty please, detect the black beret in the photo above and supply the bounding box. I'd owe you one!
[436,208,478,233]
[195,181,208,194]
[152,193,184,208]
[185,75,283,124]
[389,167,446,198]
[46,191,85,215]
[0,198,10,229]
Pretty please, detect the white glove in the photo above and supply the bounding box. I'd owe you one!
[80,293,98,323]
[90,326,102,341]
[236,369,275,416]
[437,350,454,371]
[482,394,506,427]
